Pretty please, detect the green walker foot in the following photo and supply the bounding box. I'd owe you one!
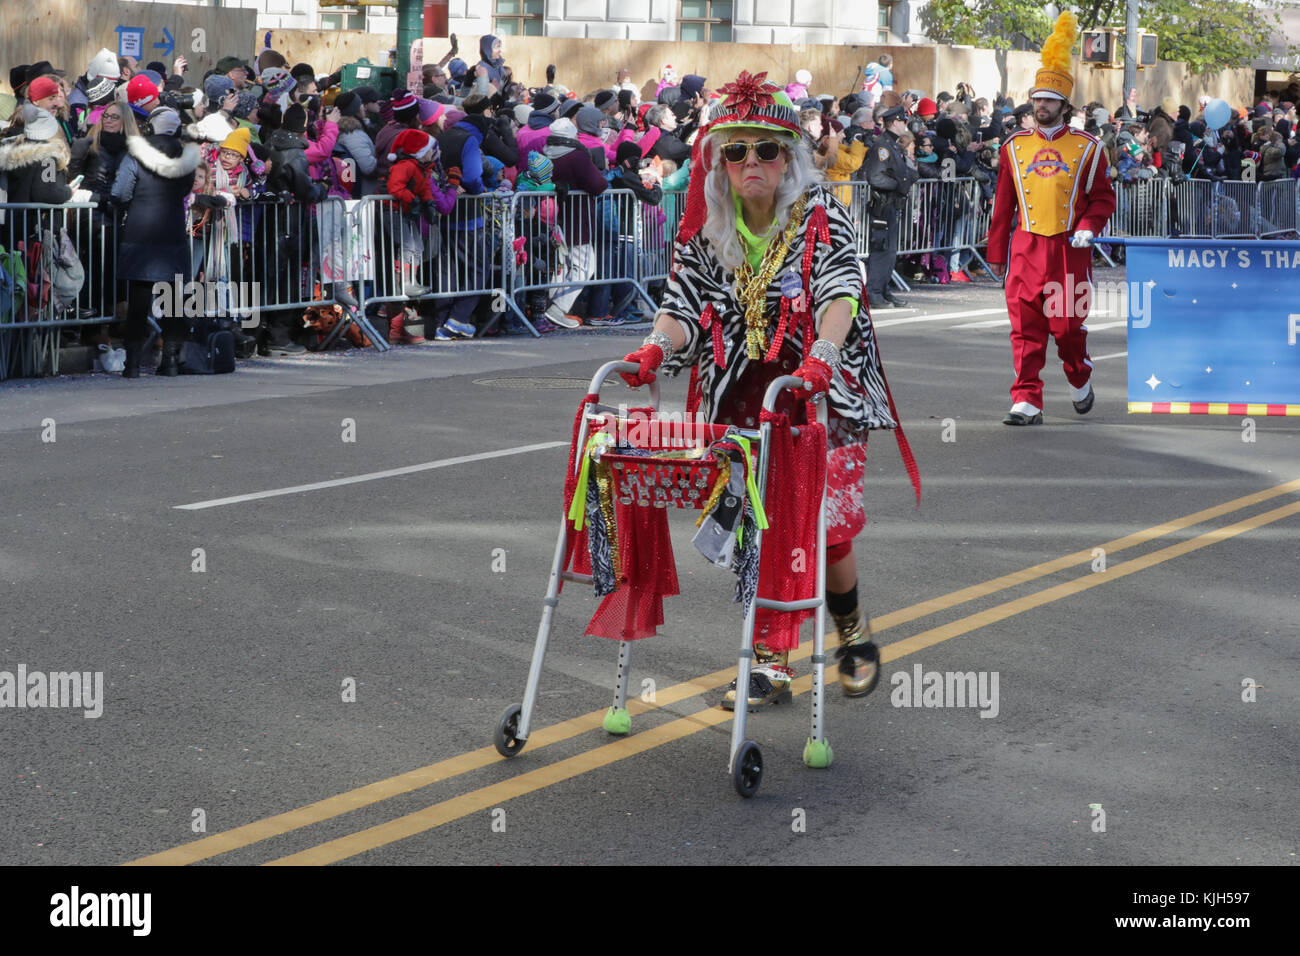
[802,737,834,769]
[602,706,631,735]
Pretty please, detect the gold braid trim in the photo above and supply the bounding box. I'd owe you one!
[694,457,732,528]
[734,195,809,360]
[595,461,620,581]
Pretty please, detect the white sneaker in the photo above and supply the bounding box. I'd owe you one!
[546,304,580,329]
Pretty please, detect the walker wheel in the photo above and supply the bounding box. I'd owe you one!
[732,740,763,798]
[494,704,525,758]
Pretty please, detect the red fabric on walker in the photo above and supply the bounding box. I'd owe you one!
[584,500,680,640]
[752,409,826,652]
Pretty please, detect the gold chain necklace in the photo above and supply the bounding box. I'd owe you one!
[734,195,808,360]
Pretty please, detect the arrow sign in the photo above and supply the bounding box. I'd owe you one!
[154,27,174,58]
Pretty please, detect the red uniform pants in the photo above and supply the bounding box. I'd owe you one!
[1004,230,1095,408]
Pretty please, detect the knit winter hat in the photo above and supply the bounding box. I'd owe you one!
[148,107,181,136]
[260,67,295,99]
[417,97,446,124]
[575,105,603,137]
[87,77,117,106]
[391,91,418,116]
[559,97,582,119]
[335,91,362,119]
[127,74,161,109]
[86,48,118,82]
[290,62,316,83]
[26,75,61,103]
[220,126,252,157]
[389,128,433,162]
[19,103,59,141]
[513,103,533,126]
[916,97,938,117]
[527,149,554,184]
[353,85,381,104]
[795,69,813,87]
[1178,104,1191,121]
[615,140,642,167]
[594,90,616,112]
[232,92,259,120]
[283,103,307,133]
[203,75,234,104]
[531,91,559,115]
[935,117,957,140]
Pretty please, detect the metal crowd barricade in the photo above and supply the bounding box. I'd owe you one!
[894,176,993,276]
[357,191,515,337]
[1108,179,1171,238]
[0,201,116,380]
[1255,179,1299,238]
[637,187,684,292]
[505,187,656,332]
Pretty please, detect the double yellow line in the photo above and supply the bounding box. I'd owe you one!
[127,478,1300,866]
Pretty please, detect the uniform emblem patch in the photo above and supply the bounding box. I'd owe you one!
[878,147,889,161]
[1027,147,1069,177]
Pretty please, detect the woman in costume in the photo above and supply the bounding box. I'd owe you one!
[619,72,918,709]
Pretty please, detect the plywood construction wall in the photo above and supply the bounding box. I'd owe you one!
[3,0,256,94]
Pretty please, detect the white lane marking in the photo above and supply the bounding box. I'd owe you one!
[949,318,1010,329]
[872,308,1007,328]
[1084,320,1128,331]
[1091,351,1128,361]
[174,442,569,511]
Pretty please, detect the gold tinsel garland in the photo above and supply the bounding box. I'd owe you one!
[734,195,809,360]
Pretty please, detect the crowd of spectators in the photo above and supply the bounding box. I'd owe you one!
[1,39,1298,376]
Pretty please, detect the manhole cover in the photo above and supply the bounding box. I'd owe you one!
[473,377,617,389]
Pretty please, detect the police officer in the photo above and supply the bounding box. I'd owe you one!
[864,105,916,308]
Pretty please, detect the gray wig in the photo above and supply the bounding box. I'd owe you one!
[698,128,823,274]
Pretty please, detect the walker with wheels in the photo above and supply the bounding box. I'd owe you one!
[493,360,833,797]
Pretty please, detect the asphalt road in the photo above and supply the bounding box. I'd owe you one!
[2,268,1297,866]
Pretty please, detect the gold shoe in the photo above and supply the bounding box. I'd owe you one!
[722,645,794,711]
[832,607,880,697]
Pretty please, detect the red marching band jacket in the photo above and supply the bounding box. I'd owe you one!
[986,125,1116,264]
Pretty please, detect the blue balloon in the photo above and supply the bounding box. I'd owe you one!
[1204,98,1232,129]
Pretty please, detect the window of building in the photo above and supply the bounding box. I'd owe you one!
[495,0,545,36]
[679,1,732,42]
[321,8,366,30]
[877,2,894,44]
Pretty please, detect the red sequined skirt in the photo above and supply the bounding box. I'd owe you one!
[712,346,867,548]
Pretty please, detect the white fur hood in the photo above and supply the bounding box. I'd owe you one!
[0,135,71,173]
[126,134,201,180]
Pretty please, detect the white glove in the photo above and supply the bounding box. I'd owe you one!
[71,189,94,203]
[1070,230,1094,248]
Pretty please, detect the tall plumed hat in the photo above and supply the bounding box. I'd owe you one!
[1032,12,1078,101]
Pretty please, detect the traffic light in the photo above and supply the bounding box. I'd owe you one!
[1137,31,1159,67]
[1081,29,1118,66]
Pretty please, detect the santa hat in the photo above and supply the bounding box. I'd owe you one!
[389,128,433,162]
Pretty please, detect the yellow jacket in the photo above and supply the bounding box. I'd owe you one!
[826,139,867,205]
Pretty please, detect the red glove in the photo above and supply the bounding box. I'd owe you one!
[620,343,664,388]
[790,356,832,396]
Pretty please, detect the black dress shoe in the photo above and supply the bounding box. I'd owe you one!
[1072,385,1095,415]
[156,343,180,377]
[883,292,908,308]
[1002,411,1043,426]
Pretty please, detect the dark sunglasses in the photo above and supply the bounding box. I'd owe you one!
[721,139,783,164]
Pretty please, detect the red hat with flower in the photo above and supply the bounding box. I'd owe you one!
[676,71,803,251]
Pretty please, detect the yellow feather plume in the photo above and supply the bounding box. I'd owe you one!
[1041,11,1079,74]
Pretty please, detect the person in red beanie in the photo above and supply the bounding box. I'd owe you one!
[619,72,919,709]
[384,128,442,344]
[915,96,938,121]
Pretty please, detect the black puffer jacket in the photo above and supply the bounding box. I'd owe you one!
[265,128,327,203]
[111,132,201,282]
[70,132,128,206]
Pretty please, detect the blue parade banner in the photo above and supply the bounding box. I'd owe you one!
[1097,237,1300,415]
